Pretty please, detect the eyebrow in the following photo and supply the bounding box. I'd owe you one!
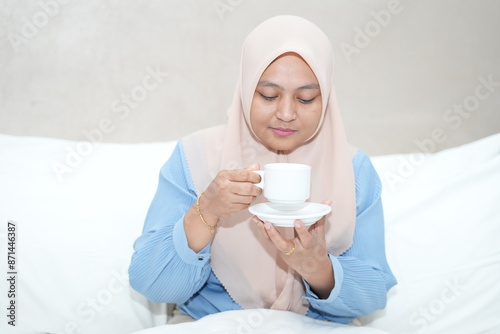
[257,80,320,91]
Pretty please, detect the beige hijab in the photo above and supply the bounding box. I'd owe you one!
[182,15,356,315]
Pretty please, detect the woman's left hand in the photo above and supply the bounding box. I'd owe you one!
[253,199,334,299]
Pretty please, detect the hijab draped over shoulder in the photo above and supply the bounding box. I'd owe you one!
[182,15,356,315]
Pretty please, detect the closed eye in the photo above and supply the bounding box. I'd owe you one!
[299,97,316,104]
[260,93,278,101]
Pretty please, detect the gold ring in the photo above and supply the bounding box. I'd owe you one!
[284,244,295,255]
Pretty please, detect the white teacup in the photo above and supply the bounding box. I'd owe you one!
[254,163,311,204]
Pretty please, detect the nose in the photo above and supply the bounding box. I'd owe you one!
[275,97,297,122]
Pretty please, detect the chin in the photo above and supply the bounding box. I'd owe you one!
[256,132,302,153]
[267,140,301,153]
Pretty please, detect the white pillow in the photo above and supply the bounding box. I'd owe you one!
[0,134,175,334]
[363,133,500,334]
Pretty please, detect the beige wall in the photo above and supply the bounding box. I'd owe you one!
[0,0,499,155]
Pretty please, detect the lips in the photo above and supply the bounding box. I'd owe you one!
[271,127,297,137]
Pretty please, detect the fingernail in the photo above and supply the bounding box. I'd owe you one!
[294,220,301,228]
[264,222,271,230]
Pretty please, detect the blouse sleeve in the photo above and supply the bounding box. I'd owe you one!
[128,142,213,304]
[303,150,397,323]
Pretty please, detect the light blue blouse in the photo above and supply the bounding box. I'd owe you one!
[129,142,396,324]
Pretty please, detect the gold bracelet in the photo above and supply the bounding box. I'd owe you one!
[196,192,219,234]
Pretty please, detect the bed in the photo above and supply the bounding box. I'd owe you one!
[1,133,499,334]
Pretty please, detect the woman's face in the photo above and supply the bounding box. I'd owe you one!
[250,53,322,153]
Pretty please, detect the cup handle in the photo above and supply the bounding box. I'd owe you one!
[253,170,264,189]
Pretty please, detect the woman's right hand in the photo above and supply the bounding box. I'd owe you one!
[200,163,262,220]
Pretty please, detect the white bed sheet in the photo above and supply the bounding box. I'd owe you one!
[130,309,390,334]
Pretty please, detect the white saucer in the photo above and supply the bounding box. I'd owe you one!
[249,202,332,227]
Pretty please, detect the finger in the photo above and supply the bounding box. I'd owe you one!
[246,163,260,171]
[232,193,257,206]
[309,199,332,233]
[252,215,263,224]
[294,220,313,248]
[253,216,271,241]
[231,181,262,197]
[312,199,332,233]
[308,213,326,236]
[264,222,294,253]
[228,168,262,184]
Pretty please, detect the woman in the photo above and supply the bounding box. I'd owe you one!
[129,15,396,323]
